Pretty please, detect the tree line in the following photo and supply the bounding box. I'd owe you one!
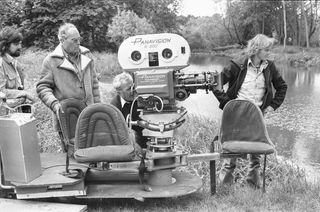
[1,0,319,52]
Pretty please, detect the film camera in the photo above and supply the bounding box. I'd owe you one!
[118,33,221,183]
[118,33,221,129]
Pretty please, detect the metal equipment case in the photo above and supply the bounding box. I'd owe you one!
[0,113,42,183]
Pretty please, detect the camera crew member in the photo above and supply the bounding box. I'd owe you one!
[0,26,35,110]
[213,34,287,188]
[111,72,148,148]
[36,23,100,138]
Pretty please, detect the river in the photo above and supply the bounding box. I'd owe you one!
[181,54,320,182]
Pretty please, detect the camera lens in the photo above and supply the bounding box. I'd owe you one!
[162,48,173,59]
[131,51,142,61]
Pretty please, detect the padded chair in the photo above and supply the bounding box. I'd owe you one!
[58,99,138,172]
[59,98,86,151]
[215,99,275,192]
[73,102,137,163]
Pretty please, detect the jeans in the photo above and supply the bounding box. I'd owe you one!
[221,154,261,187]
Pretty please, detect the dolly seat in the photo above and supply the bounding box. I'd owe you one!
[217,99,275,192]
[59,98,86,148]
[219,99,274,154]
[73,103,137,163]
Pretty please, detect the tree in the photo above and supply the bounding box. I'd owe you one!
[224,0,282,43]
[19,0,117,50]
[179,15,231,50]
[301,1,310,48]
[113,0,181,33]
[107,10,156,47]
[283,0,287,48]
[0,0,25,27]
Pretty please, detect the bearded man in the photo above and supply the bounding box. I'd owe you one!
[0,26,35,108]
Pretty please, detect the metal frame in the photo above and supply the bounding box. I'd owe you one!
[209,142,270,194]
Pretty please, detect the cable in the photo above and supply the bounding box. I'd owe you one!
[42,163,109,172]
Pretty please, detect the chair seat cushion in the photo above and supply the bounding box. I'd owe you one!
[74,145,136,163]
[222,141,274,155]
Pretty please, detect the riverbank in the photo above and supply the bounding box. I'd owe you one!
[194,45,320,68]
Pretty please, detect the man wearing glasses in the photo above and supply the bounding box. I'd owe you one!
[110,72,148,148]
[36,23,100,139]
[0,26,35,109]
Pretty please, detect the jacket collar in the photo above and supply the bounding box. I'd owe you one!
[51,44,92,72]
[3,53,15,65]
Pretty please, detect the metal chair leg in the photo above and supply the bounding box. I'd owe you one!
[262,154,267,193]
[210,140,216,195]
[210,160,216,195]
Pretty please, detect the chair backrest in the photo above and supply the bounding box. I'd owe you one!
[219,100,274,154]
[74,103,132,150]
[59,99,86,140]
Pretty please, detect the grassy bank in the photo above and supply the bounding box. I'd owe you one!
[16,49,320,211]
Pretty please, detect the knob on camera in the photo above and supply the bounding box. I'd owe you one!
[175,89,189,101]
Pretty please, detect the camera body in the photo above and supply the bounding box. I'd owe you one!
[118,33,221,112]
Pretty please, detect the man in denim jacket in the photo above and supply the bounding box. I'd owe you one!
[0,27,35,108]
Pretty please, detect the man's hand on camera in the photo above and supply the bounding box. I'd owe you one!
[263,106,274,116]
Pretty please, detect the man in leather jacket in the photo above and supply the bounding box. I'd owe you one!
[213,34,287,188]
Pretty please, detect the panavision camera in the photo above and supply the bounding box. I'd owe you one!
[118,33,222,133]
[118,33,221,109]
[118,33,222,187]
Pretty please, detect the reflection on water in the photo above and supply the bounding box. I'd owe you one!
[182,54,320,179]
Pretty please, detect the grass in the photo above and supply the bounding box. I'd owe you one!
[15,49,320,211]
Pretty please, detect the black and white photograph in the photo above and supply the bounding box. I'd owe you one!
[0,0,319,211]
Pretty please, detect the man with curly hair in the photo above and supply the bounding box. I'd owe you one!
[0,26,35,109]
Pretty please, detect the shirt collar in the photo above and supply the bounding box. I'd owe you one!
[3,53,15,64]
[247,58,268,71]
[120,96,131,108]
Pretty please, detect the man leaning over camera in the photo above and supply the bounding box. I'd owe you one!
[110,72,148,148]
